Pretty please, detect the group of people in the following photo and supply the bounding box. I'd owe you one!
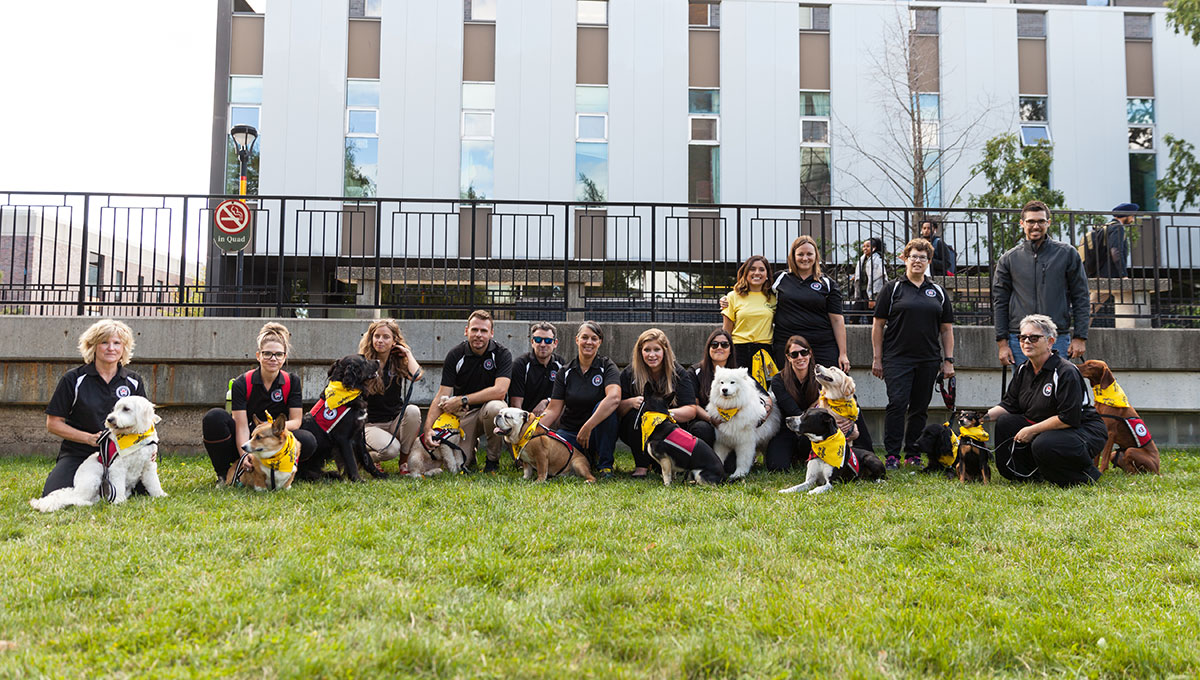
[38,200,1112,496]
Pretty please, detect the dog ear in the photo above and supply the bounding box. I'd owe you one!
[1099,364,1116,389]
[272,415,288,434]
[328,359,341,380]
[940,427,952,455]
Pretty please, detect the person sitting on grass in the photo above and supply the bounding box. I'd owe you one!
[358,319,423,476]
[538,321,621,479]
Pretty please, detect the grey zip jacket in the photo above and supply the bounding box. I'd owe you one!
[992,237,1090,341]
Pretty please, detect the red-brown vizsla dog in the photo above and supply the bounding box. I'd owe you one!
[1078,359,1160,474]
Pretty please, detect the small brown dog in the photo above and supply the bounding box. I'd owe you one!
[1078,359,1160,474]
[229,415,299,490]
[954,410,991,484]
[494,407,595,482]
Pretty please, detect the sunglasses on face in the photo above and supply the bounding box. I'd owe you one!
[787,348,811,359]
[1018,334,1045,344]
[531,336,555,344]
[260,351,286,360]
[709,341,731,349]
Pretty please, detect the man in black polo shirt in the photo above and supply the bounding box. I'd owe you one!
[423,310,512,472]
[872,238,955,468]
[509,322,564,417]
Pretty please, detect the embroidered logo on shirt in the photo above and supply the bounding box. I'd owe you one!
[549,370,558,382]
[115,385,131,398]
[1042,383,1053,396]
[924,288,937,297]
[484,358,495,370]
[810,282,822,291]
[271,388,284,402]
[592,374,603,386]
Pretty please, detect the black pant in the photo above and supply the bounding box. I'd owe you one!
[882,359,941,459]
[202,408,318,480]
[734,342,773,372]
[620,411,715,469]
[764,428,813,472]
[993,412,1106,487]
[42,450,151,497]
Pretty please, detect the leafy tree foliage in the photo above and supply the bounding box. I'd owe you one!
[1157,134,1200,211]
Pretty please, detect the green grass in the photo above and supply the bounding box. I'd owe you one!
[2,451,1200,679]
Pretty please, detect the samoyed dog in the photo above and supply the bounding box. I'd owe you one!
[707,367,780,479]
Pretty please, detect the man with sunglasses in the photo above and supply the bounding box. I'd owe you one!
[509,322,565,418]
[993,200,1090,365]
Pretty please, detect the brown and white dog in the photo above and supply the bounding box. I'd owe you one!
[1078,359,1160,474]
[494,407,595,482]
[813,364,861,442]
[229,415,299,491]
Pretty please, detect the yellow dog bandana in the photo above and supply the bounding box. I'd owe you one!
[809,429,847,468]
[939,424,960,468]
[822,396,860,421]
[432,412,465,441]
[1093,382,1130,408]
[639,411,675,452]
[717,408,739,422]
[321,381,361,409]
[115,426,158,452]
[512,416,541,461]
[750,349,779,393]
[958,425,989,443]
[258,430,298,473]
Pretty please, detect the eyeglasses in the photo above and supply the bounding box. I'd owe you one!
[709,341,731,349]
[907,254,929,262]
[1023,219,1050,227]
[260,351,286,360]
[1018,334,1045,344]
[531,336,556,344]
[787,348,811,359]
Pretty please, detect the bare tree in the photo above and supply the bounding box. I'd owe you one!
[833,6,1008,213]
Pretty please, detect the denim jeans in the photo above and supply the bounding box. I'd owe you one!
[556,412,618,471]
[1007,333,1071,364]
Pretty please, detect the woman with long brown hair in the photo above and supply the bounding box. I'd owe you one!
[765,335,822,471]
[357,319,423,474]
[722,255,777,372]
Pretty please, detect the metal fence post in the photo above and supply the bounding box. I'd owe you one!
[178,196,189,314]
[469,200,477,309]
[276,198,287,316]
[76,194,90,315]
[650,205,657,323]
[374,197,383,311]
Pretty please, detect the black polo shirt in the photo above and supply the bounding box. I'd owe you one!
[771,272,842,350]
[551,355,620,432]
[874,276,953,362]
[509,351,564,409]
[1000,351,1101,428]
[230,369,303,423]
[440,340,513,397]
[366,363,421,423]
[619,363,697,407]
[46,363,148,458]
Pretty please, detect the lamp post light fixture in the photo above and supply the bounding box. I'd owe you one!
[229,124,258,199]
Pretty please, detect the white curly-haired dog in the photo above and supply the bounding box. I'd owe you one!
[707,366,780,479]
[30,396,166,512]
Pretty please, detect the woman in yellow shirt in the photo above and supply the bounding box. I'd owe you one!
[722,255,777,373]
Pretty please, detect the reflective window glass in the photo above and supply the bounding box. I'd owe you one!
[924,150,942,208]
[690,117,718,142]
[1129,153,1158,211]
[1128,126,1154,151]
[463,83,496,110]
[230,76,263,104]
[1019,96,1048,122]
[348,110,377,134]
[688,3,711,27]
[917,93,940,119]
[800,6,830,31]
[348,0,381,17]
[800,92,830,117]
[468,0,496,21]
[345,137,379,197]
[1020,124,1051,146]
[231,106,259,128]
[234,0,267,14]
[578,0,607,24]
[1127,98,1155,124]
[576,142,609,202]
[578,114,607,140]
[347,80,380,107]
[801,120,829,145]
[689,89,720,114]
[576,86,609,113]
[920,121,939,148]
[463,111,493,138]
[460,140,495,199]
[688,145,720,203]
[800,148,831,206]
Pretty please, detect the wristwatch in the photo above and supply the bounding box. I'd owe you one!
[943,357,954,364]
[461,396,470,409]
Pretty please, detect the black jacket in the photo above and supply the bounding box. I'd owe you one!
[992,237,1090,341]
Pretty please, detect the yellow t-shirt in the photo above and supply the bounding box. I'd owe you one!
[722,291,776,344]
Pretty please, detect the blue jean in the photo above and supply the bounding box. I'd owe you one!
[556,412,618,471]
[1007,333,1071,364]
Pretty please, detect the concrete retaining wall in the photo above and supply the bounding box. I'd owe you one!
[4,317,1198,454]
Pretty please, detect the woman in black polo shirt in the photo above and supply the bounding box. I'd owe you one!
[42,319,149,496]
[201,322,317,482]
[871,238,955,469]
[617,328,709,478]
[539,321,621,478]
[986,314,1105,486]
[690,328,738,415]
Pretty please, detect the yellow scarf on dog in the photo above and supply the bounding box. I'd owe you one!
[640,411,675,452]
[322,381,361,409]
[115,426,158,451]
[259,430,298,473]
[1093,382,1130,408]
[512,416,541,461]
[809,429,847,468]
[958,425,989,442]
[750,350,779,393]
[717,408,739,422]
[822,396,859,420]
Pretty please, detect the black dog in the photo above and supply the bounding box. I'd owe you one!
[300,354,380,482]
[954,410,992,483]
[913,422,957,476]
[779,408,886,494]
[638,396,726,485]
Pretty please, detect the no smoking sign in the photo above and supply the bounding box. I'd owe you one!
[213,199,253,252]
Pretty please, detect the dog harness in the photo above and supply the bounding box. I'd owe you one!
[638,409,704,461]
[233,425,298,490]
[96,425,159,503]
[509,416,578,475]
[308,381,362,433]
[1092,381,1153,447]
[822,395,860,420]
[750,349,779,393]
[809,429,849,468]
[422,412,470,471]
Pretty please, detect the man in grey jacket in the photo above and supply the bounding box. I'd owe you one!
[993,200,1090,365]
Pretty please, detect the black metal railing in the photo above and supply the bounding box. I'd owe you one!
[1,191,1197,328]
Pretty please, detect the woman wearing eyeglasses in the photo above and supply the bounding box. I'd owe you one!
[765,335,821,471]
[201,321,318,483]
[871,238,955,470]
[984,314,1105,486]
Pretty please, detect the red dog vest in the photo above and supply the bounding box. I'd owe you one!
[1124,417,1153,447]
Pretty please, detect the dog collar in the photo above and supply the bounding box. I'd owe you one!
[512,416,542,461]
[258,431,298,473]
[639,411,675,452]
[1093,381,1130,408]
[717,407,739,423]
[809,429,847,468]
[822,396,859,420]
[958,425,989,443]
[322,381,362,409]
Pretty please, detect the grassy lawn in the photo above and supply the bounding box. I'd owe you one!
[2,450,1199,679]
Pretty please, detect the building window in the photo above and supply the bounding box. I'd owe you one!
[113,270,124,303]
[688,1,720,28]
[800,148,831,206]
[688,89,719,115]
[465,0,496,22]
[345,79,379,197]
[349,0,381,18]
[912,8,938,35]
[233,0,267,14]
[87,254,104,301]
[1020,125,1052,146]
[576,86,608,202]
[1124,14,1152,40]
[226,76,262,195]
[577,0,606,25]
[1129,154,1157,211]
[799,6,830,32]
[1127,97,1154,152]
[688,87,719,203]
[1019,95,1047,122]
[1016,12,1045,38]
[461,82,495,199]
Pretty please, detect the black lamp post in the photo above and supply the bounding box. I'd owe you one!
[229,124,258,307]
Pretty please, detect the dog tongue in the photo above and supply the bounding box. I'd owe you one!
[494,427,503,434]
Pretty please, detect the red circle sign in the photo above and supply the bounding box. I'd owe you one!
[214,199,251,234]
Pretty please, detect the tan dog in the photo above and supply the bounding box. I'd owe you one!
[1078,360,1160,474]
[494,407,595,482]
[228,415,298,490]
[813,364,860,442]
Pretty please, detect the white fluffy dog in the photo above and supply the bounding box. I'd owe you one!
[707,366,780,479]
[30,396,167,512]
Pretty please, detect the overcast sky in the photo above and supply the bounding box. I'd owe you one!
[0,1,217,195]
